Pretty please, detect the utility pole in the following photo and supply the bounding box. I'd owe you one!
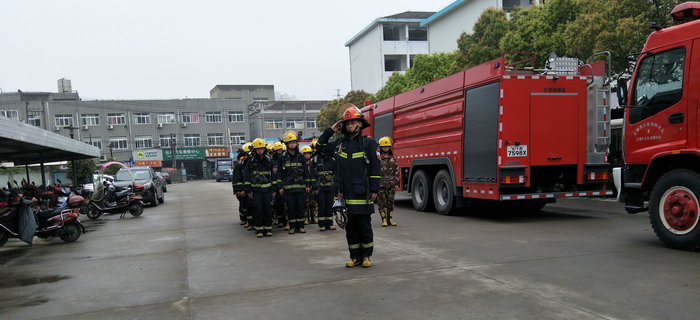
[108,142,114,159]
[335,89,342,100]
[170,133,177,169]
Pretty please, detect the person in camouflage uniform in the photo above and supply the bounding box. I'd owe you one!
[377,137,399,227]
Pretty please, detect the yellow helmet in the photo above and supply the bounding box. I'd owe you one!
[379,136,392,147]
[283,144,287,151]
[242,142,253,152]
[252,138,266,149]
[284,132,298,143]
[272,141,284,151]
[301,146,313,154]
[267,144,272,151]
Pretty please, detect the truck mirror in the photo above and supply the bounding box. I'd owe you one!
[617,78,628,107]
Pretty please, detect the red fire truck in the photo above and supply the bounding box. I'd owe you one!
[614,2,700,250]
[362,52,613,215]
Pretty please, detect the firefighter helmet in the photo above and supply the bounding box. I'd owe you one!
[252,138,266,149]
[272,141,284,151]
[379,136,392,147]
[301,146,313,154]
[332,197,347,229]
[341,105,370,132]
[242,142,253,152]
[284,132,298,143]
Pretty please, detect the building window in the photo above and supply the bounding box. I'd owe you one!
[265,119,283,129]
[157,113,176,124]
[28,115,41,127]
[502,0,531,12]
[383,24,404,41]
[107,113,126,125]
[252,97,268,102]
[83,138,102,150]
[385,55,408,72]
[55,114,74,127]
[1,110,19,120]
[134,113,151,125]
[81,114,100,126]
[230,133,246,145]
[182,112,199,123]
[184,134,200,147]
[205,112,222,123]
[306,118,316,128]
[228,111,244,122]
[286,118,304,129]
[135,136,153,149]
[208,133,224,146]
[408,27,427,41]
[160,135,171,148]
[109,137,128,150]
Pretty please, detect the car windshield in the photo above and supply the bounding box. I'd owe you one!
[115,170,150,181]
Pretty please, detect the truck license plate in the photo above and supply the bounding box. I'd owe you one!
[507,145,527,157]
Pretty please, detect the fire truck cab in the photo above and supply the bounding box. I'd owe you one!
[615,2,700,250]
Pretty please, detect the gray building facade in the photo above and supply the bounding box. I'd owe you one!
[249,101,326,143]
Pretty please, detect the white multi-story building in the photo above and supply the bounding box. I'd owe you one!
[345,11,435,94]
[422,0,540,54]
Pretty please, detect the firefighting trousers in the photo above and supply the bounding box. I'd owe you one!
[252,191,273,234]
[317,190,334,228]
[285,192,305,231]
[236,194,246,223]
[239,195,254,225]
[377,188,396,211]
[346,215,373,259]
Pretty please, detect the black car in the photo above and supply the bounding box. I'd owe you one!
[114,166,164,207]
[155,172,168,192]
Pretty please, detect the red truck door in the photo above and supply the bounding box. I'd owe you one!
[530,93,579,165]
[625,44,689,164]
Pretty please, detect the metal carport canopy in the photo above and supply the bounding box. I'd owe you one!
[0,117,100,165]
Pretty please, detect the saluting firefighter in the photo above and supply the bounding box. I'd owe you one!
[233,142,254,229]
[317,104,380,268]
[377,137,399,227]
[301,145,318,225]
[278,132,311,234]
[243,138,278,238]
[271,141,287,229]
[312,140,337,231]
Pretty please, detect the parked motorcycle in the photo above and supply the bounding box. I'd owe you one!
[84,181,145,219]
[0,184,86,247]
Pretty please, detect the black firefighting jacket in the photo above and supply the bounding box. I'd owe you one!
[317,128,380,215]
[232,154,248,193]
[278,149,309,193]
[243,154,277,193]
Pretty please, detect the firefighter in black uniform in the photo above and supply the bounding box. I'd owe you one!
[233,142,253,229]
[317,105,380,268]
[278,132,310,234]
[243,138,277,238]
[312,140,337,231]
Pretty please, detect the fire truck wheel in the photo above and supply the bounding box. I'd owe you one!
[411,170,433,212]
[433,170,454,215]
[649,169,700,251]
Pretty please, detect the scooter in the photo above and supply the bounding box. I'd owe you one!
[84,181,145,219]
[0,187,86,247]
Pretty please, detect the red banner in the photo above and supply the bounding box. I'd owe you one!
[135,160,163,167]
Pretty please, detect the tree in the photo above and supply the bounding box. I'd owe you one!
[69,158,97,184]
[374,52,456,101]
[454,8,509,70]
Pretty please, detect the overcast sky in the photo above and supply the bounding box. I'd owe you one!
[0,0,454,101]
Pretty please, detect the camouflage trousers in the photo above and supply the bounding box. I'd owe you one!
[304,192,318,223]
[376,187,395,211]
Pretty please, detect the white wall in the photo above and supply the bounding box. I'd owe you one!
[349,25,383,94]
[427,0,494,53]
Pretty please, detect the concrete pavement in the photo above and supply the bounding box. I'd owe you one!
[0,181,698,320]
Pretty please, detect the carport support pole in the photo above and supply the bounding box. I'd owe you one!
[25,164,30,184]
[71,159,78,188]
[40,162,46,187]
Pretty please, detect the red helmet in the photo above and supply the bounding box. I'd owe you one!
[342,106,370,130]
